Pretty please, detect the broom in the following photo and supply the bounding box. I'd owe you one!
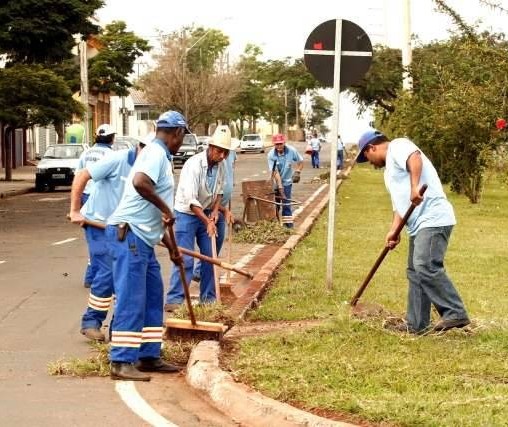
[164,226,227,341]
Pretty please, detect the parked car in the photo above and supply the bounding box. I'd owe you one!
[197,135,212,152]
[35,144,87,191]
[113,135,142,150]
[172,133,199,167]
[231,137,241,150]
[239,134,264,153]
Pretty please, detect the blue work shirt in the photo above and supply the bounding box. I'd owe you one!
[222,150,236,206]
[77,143,113,195]
[267,145,303,187]
[81,148,137,222]
[384,138,456,236]
[108,139,174,247]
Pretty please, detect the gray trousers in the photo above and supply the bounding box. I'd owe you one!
[406,226,469,332]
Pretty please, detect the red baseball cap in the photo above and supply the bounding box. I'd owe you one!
[272,134,286,144]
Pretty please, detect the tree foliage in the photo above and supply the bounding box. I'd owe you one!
[0,0,103,64]
[0,64,83,128]
[88,21,150,96]
[140,27,240,127]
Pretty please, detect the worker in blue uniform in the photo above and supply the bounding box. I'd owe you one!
[77,124,116,288]
[267,134,304,228]
[69,141,146,341]
[106,111,189,381]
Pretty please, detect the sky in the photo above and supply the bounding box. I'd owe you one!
[97,0,508,141]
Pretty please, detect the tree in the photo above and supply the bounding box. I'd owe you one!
[88,21,150,96]
[307,95,332,133]
[0,0,102,64]
[140,27,240,128]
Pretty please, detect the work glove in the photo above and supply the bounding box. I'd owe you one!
[292,170,301,183]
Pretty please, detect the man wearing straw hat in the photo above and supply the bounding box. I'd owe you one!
[165,125,232,310]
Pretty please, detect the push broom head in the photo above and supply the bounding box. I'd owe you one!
[164,318,228,341]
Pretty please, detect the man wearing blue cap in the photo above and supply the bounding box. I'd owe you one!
[69,140,147,342]
[106,111,189,381]
[357,129,470,334]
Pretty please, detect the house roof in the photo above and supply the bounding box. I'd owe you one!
[130,89,153,106]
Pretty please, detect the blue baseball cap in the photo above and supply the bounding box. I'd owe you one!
[156,110,191,134]
[357,129,385,163]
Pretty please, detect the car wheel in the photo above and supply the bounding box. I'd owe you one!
[35,177,46,192]
[261,149,265,153]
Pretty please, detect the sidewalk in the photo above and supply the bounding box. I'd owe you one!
[0,166,36,199]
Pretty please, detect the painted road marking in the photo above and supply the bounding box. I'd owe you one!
[0,260,6,265]
[115,382,178,427]
[38,197,67,202]
[51,237,78,246]
[222,244,265,281]
[293,184,327,219]
[252,173,259,177]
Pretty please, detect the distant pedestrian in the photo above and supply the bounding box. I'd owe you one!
[165,125,232,310]
[106,110,189,381]
[69,140,146,342]
[357,129,470,334]
[309,131,321,169]
[77,124,115,288]
[268,134,303,228]
[337,134,345,170]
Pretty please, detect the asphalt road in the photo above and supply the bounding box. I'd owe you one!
[0,141,332,426]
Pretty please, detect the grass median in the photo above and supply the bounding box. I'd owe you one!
[228,165,508,426]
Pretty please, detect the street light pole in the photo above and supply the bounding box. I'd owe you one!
[79,40,90,144]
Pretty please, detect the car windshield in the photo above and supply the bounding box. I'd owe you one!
[43,145,83,159]
[243,135,261,141]
[183,135,197,146]
[113,136,140,150]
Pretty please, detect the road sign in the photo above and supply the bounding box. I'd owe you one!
[304,19,372,89]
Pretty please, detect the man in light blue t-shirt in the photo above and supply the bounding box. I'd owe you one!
[106,111,189,382]
[267,134,304,228]
[357,129,470,334]
[69,143,144,342]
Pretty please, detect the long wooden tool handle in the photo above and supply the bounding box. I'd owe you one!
[226,200,233,283]
[211,234,221,303]
[166,227,196,325]
[350,184,428,306]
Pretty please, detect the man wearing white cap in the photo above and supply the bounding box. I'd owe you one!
[77,124,116,288]
[165,125,232,309]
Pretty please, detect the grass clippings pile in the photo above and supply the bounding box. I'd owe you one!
[233,220,292,245]
[228,166,508,426]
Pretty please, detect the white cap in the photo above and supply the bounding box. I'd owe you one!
[210,125,231,150]
[96,124,116,137]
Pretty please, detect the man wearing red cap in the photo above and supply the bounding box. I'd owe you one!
[267,134,303,228]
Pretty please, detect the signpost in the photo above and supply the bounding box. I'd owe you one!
[303,19,372,290]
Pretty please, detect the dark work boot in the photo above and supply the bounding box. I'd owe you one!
[81,328,105,342]
[432,318,470,332]
[136,358,181,373]
[110,362,151,381]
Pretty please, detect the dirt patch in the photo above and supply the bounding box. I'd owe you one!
[224,319,325,339]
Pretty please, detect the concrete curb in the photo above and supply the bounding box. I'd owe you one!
[187,341,355,427]
[0,186,33,199]
[186,167,357,426]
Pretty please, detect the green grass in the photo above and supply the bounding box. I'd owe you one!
[230,165,508,426]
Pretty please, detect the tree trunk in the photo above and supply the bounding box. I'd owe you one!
[4,126,13,181]
[55,121,65,144]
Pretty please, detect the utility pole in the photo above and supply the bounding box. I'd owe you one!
[284,87,288,134]
[79,40,90,144]
[402,0,413,91]
[295,89,299,129]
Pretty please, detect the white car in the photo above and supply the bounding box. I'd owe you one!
[35,144,87,191]
[239,134,264,153]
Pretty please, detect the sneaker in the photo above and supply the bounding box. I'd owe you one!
[111,362,151,381]
[432,318,470,332]
[81,328,105,342]
[164,303,182,313]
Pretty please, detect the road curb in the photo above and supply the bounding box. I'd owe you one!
[186,166,356,426]
[187,340,355,427]
[0,186,33,199]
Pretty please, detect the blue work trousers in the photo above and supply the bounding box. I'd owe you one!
[192,213,227,280]
[406,226,469,332]
[81,226,113,329]
[81,193,96,286]
[276,185,294,228]
[107,226,164,363]
[167,211,225,304]
[311,150,320,168]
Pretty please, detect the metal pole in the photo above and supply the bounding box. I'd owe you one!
[284,87,288,134]
[79,40,90,144]
[295,89,299,129]
[325,19,342,290]
[402,0,413,91]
